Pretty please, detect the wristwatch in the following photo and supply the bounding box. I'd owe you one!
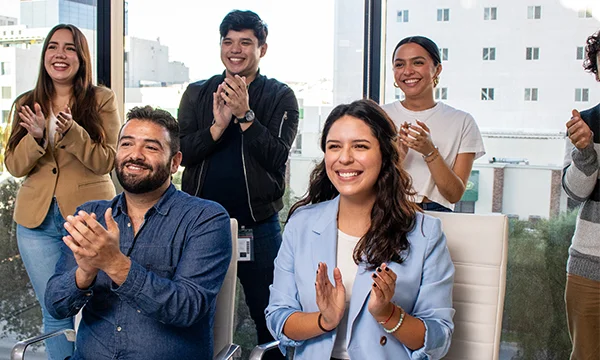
[237,110,255,123]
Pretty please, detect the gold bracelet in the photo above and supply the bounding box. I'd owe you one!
[424,151,439,164]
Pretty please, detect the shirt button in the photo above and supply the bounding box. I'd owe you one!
[52,168,57,174]
[117,326,122,332]
[85,292,91,296]
[380,335,387,346]
[137,309,141,313]
[127,223,131,227]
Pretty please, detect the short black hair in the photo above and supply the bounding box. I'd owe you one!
[584,30,600,80]
[125,106,180,157]
[392,36,441,66]
[219,10,268,46]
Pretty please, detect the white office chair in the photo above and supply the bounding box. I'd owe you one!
[249,212,509,360]
[12,219,241,360]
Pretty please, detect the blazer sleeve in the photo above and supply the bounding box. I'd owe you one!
[55,87,121,175]
[410,217,455,360]
[265,219,304,353]
[4,98,49,177]
[242,87,299,172]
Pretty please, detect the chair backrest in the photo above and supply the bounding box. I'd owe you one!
[426,212,508,360]
[213,218,239,356]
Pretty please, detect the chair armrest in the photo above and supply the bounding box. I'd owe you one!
[11,329,76,360]
[249,340,280,360]
[213,343,241,360]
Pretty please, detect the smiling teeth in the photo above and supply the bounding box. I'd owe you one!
[339,172,358,178]
[404,79,419,83]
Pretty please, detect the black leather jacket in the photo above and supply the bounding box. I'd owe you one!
[178,72,299,222]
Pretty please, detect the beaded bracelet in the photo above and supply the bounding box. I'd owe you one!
[317,313,334,332]
[378,304,396,325]
[384,306,405,334]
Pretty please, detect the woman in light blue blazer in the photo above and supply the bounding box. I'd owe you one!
[266,99,454,360]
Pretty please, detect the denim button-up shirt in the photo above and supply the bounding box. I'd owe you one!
[46,184,232,360]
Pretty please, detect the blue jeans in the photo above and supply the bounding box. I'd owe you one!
[418,201,452,212]
[17,199,74,360]
[237,213,284,360]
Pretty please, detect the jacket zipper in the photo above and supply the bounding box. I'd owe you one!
[278,111,287,138]
[241,135,257,222]
[193,160,205,197]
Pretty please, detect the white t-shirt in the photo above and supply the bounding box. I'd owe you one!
[382,101,485,210]
[331,229,360,360]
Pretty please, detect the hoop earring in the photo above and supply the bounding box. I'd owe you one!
[433,77,440,87]
[393,82,400,88]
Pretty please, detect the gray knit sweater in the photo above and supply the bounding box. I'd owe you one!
[562,103,600,282]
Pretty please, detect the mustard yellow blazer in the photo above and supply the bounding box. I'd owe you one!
[5,86,121,228]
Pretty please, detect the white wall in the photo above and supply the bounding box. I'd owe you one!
[502,166,558,219]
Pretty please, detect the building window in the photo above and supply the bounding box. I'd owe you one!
[397,10,409,23]
[484,7,497,20]
[524,88,539,101]
[437,8,450,22]
[527,5,542,19]
[481,88,495,101]
[394,88,404,100]
[483,47,496,61]
[435,87,448,100]
[575,88,589,102]
[440,48,448,61]
[0,61,10,75]
[1,86,11,99]
[1,110,9,124]
[577,46,585,60]
[578,9,593,18]
[526,47,540,60]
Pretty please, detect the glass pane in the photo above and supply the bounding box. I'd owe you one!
[125,1,363,358]
[0,0,97,358]
[383,1,600,358]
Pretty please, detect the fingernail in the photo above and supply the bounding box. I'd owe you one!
[385,267,390,272]
[376,267,382,272]
[372,273,377,278]
[373,283,378,287]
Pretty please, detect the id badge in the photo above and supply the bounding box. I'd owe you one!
[238,226,254,262]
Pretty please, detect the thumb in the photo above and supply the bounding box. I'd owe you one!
[572,109,581,119]
[104,208,118,234]
[34,103,44,117]
[333,267,344,288]
[65,105,71,115]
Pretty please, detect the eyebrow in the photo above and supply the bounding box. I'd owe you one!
[48,41,76,47]
[394,56,426,62]
[222,37,255,42]
[119,135,164,148]
[326,139,372,144]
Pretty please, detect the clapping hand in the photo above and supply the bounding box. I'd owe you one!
[566,109,593,150]
[399,120,435,156]
[56,105,74,136]
[368,263,397,320]
[18,103,46,140]
[315,262,346,331]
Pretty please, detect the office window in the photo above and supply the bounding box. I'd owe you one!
[578,9,593,18]
[577,46,585,60]
[575,88,589,102]
[481,88,495,100]
[435,87,448,100]
[397,10,409,23]
[484,7,497,20]
[527,5,542,19]
[483,47,496,61]
[437,8,450,22]
[440,48,448,61]
[1,86,11,99]
[0,61,11,75]
[526,47,540,60]
[524,88,539,101]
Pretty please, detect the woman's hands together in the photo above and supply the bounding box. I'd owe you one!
[368,263,398,321]
[315,262,346,331]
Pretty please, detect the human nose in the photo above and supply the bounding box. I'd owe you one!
[231,42,242,53]
[338,146,353,164]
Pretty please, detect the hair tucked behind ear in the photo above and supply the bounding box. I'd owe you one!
[289,99,420,269]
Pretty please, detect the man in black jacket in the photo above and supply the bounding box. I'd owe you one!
[177,10,298,358]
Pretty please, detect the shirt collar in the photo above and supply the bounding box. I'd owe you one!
[113,183,178,218]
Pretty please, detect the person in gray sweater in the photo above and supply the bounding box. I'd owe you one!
[562,29,600,360]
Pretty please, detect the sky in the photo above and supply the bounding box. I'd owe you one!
[0,0,335,83]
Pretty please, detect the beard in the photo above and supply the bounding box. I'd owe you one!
[116,158,171,194]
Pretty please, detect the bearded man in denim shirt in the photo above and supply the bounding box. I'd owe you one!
[45,106,231,360]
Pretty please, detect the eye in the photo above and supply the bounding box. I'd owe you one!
[47,44,57,50]
[222,40,232,46]
[327,144,341,150]
[241,41,252,46]
[414,60,424,65]
[67,46,77,52]
[145,145,159,151]
[394,62,404,68]
[119,141,132,147]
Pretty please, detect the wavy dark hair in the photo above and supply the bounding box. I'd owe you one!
[219,10,268,46]
[289,99,419,269]
[6,24,105,152]
[583,29,600,80]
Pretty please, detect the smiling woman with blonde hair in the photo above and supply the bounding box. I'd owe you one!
[4,24,120,360]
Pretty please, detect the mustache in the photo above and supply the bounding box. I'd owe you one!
[121,159,152,170]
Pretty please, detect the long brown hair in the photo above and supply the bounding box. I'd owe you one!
[6,24,105,152]
[289,99,420,269]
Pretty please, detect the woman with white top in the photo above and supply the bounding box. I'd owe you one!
[382,36,485,212]
[266,99,454,359]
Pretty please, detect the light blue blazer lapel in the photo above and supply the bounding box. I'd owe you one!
[346,262,374,345]
[310,196,340,283]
